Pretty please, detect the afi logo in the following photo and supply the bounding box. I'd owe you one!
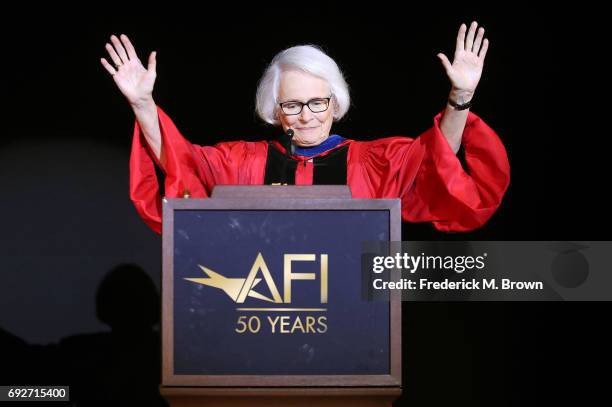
[185,253,328,304]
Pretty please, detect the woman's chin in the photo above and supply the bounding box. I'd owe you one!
[295,140,320,147]
[293,134,327,147]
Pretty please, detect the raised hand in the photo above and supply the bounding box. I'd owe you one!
[100,34,157,108]
[437,21,489,100]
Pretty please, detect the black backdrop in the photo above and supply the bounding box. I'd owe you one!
[0,7,606,406]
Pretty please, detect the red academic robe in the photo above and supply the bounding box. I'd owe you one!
[129,106,510,235]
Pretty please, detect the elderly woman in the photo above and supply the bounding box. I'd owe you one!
[101,22,509,235]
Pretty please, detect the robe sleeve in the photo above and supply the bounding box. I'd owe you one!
[404,111,510,231]
[352,110,510,232]
[129,105,256,234]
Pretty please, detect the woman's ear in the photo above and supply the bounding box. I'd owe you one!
[332,97,340,120]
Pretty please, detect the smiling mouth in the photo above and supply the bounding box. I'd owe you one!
[297,126,319,130]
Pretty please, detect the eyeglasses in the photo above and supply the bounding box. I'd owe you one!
[278,97,332,115]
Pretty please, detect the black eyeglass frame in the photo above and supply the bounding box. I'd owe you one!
[278,97,332,115]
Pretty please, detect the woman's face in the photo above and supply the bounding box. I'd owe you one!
[277,70,335,147]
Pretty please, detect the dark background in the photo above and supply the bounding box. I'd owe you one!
[0,6,606,406]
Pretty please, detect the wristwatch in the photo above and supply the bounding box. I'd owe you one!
[448,97,473,111]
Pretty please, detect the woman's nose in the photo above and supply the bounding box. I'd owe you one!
[299,105,314,121]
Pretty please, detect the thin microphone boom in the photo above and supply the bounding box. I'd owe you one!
[280,128,294,185]
[285,129,294,155]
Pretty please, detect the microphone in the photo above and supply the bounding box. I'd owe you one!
[285,128,294,156]
[280,128,294,185]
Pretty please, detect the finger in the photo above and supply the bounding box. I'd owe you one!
[465,21,478,53]
[473,27,485,54]
[105,43,123,67]
[100,58,117,76]
[456,23,467,52]
[437,53,452,74]
[478,38,490,61]
[120,34,139,60]
[110,34,129,63]
[147,51,157,74]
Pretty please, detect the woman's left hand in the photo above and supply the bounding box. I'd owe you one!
[437,21,489,100]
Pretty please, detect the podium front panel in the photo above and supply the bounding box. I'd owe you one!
[162,198,401,387]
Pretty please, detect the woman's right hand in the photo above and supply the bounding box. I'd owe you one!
[101,34,157,108]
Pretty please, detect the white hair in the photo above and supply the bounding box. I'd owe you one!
[255,44,350,126]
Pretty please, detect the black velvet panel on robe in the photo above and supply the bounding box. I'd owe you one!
[264,142,349,185]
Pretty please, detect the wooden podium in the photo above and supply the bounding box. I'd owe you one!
[160,186,402,406]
